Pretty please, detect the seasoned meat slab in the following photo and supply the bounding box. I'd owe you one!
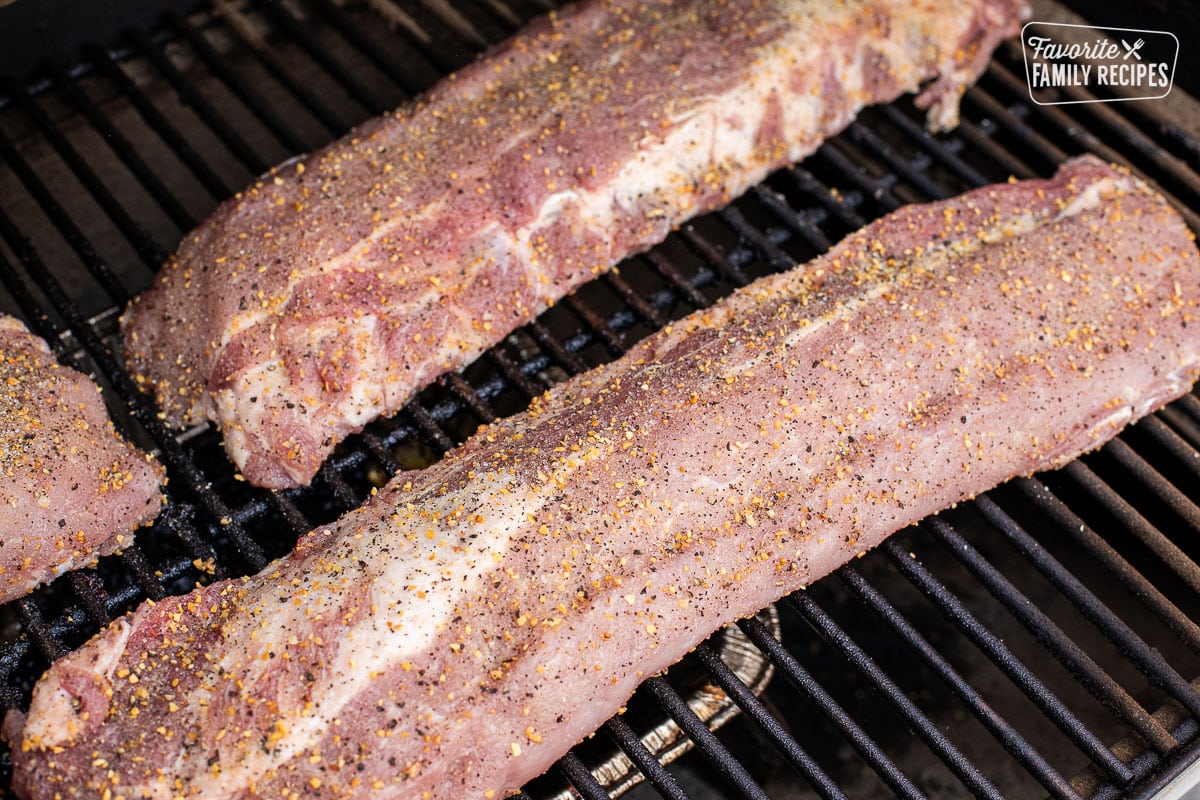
[0,316,164,604]
[122,0,1029,488]
[13,157,1197,799]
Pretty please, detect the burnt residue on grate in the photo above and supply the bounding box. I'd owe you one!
[1,1,1200,798]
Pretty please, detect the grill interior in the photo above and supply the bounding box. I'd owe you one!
[2,1,1200,798]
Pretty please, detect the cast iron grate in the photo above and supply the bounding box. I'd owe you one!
[0,1,1198,797]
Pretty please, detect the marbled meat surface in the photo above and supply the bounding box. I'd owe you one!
[122,0,1030,488]
[0,315,163,604]
[10,157,1200,798]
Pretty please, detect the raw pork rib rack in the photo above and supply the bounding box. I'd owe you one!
[0,1,1199,798]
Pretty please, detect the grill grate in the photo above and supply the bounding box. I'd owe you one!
[1,1,1200,797]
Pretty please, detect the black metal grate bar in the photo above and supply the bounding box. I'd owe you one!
[1104,438,1200,532]
[973,494,1200,722]
[962,85,1069,169]
[880,537,1134,784]
[0,77,169,268]
[788,591,1003,799]
[0,125,133,306]
[128,25,269,174]
[1020,471,1200,656]
[738,616,928,800]
[169,11,313,156]
[1139,414,1200,478]
[47,62,198,231]
[1061,456,1200,597]
[845,119,951,200]
[836,565,1084,800]
[216,11,347,136]
[305,0,440,92]
[259,0,394,115]
[814,140,906,212]
[557,752,625,800]
[644,675,771,800]
[926,516,1179,754]
[85,42,234,200]
[0,223,67,345]
[876,104,996,186]
[693,641,849,800]
[603,715,692,800]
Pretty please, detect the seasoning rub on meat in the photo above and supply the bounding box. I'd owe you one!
[0,315,164,604]
[11,157,1200,798]
[122,0,1030,489]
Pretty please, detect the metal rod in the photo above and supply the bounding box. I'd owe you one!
[973,495,1200,721]
[1,77,169,268]
[603,714,692,800]
[65,572,112,628]
[1020,472,1200,655]
[881,538,1133,783]
[49,63,197,231]
[212,4,351,135]
[738,616,927,800]
[641,249,711,313]
[556,751,627,800]
[259,0,392,114]
[158,501,227,582]
[15,598,65,662]
[85,43,233,200]
[962,84,1068,170]
[812,141,904,213]
[304,0,436,94]
[1103,437,1200,537]
[1155,405,1200,455]
[783,163,869,231]
[951,116,1038,180]
[926,516,1177,754]
[845,119,952,200]
[836,565,1084,800]
[487,345,551,399]
[602,267,669,331]
[1059,460,1200,597]
[746,183,833,253]
[1139,414,1200,476]
[170,11,313,156]
[127,26,268,175]
[0,127,133,307]
[875,104,996,187]
[694,641,850,800]
[678,226,752,287]
[562,293,629,359]
[527,318,592,375]
[644,675,771,800]
[0,230,65,344]
[787,591,1004,799]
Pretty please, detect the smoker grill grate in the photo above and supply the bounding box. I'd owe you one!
[1,1,1199,797]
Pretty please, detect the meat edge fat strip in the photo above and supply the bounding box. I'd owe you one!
[12,157,1200,798]
[122,0,1030,488]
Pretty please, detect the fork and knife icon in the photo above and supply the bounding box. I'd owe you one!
[1121,37,1145,60]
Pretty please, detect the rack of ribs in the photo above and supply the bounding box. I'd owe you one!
[9,156,1199,798]
[121,0,1030,488]
[0,315,163,604]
